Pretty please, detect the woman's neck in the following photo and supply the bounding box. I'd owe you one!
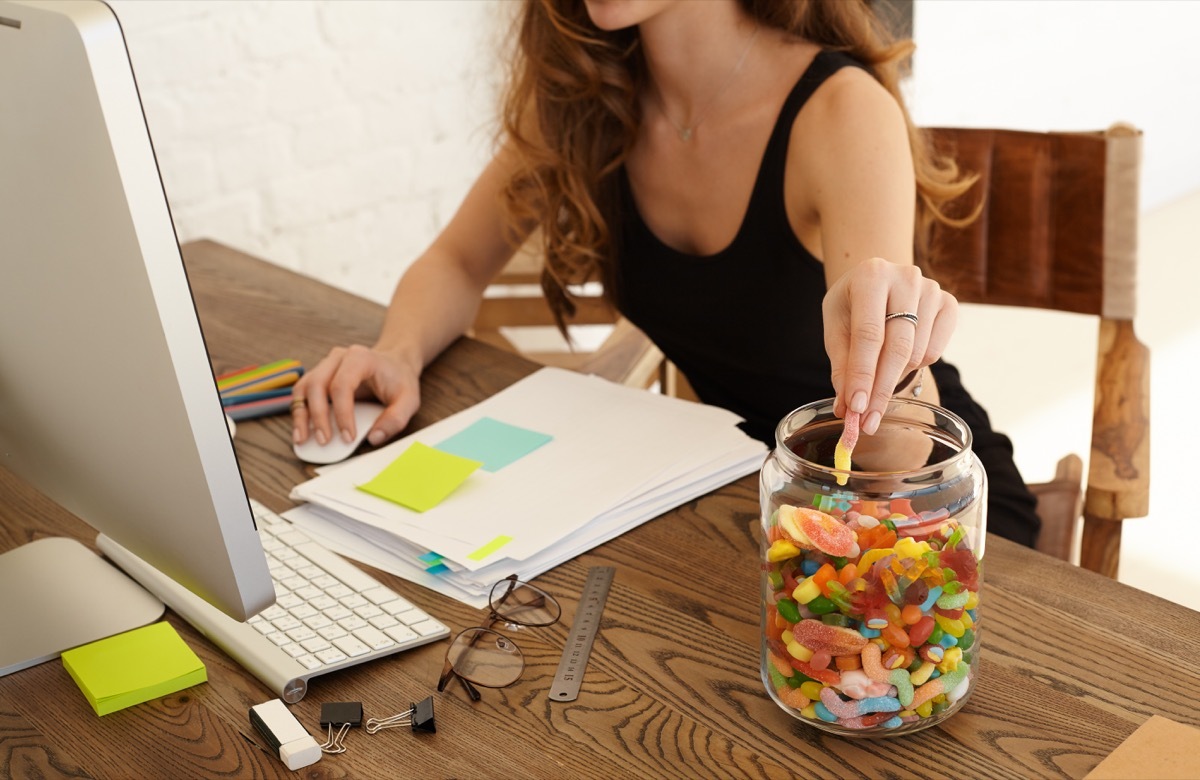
[638,2,762,125]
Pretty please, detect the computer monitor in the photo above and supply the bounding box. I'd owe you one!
[0,0,274,674]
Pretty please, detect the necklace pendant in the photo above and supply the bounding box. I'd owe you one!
[679,127,693,142]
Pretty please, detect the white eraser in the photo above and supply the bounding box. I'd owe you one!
[250,698,322,771]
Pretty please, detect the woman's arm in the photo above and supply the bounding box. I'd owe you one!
[788,66,954,435]
[292,147,531,447]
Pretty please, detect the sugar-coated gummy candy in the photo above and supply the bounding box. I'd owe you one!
[778,505,860,557]
[793,619,869,656]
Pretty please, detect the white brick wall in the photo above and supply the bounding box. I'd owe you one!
[110,0,509,304]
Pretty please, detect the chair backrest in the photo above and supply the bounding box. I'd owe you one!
[925,124,1150,576]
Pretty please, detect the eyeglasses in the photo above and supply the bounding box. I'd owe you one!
[437,575,561,701]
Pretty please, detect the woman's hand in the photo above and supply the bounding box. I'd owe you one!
[823,257,957,434]
[291,344,421,449]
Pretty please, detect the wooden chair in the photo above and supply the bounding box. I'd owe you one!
[473,125,1150,578]
[470,238,667,389]
[925,124,1149,577]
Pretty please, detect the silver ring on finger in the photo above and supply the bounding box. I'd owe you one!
[885,311,919,327]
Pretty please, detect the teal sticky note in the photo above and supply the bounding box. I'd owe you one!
[434,417,552,472]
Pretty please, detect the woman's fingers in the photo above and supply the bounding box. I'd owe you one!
[825,259,958,433]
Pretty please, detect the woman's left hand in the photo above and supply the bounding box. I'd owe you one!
[823,256,957,435]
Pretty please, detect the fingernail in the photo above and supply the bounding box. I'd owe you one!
[341,428,353,444]
[864,410,882,435]
[293,428,302,444]
[315,430,328,446]
[368,429,385,446]
[850,392,867,414]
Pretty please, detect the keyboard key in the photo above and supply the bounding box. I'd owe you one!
[303,615,333,631]
[338,615,368,632]
[285,627,317,643]
[318,625,348,641]
[409,620,445,637]
[289,604,319,621]
[275,530,311,547]
[296,654,323,670]
[301,637,332,653]
[323,605,352,622]
[271,616,302,633]
[309,595,338,611]
[315,648,348,665]
[282,576,307,592]
[368,614,399,630]
[295,652,324,672]
[260,605,288,621]
[339,593,368,610]
[352,626,396,652]
[382,596,415,615]
[353,604,383,621]
[294,585,323,601]
[384,624,419,643]
[266,632,291,647]
[363,587,399,606]
[281,643,307,659]
[326,584,352,600]
[332,636,371,658]
[276,594,303,610]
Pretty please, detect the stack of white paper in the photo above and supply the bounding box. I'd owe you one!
[285,368,767,607]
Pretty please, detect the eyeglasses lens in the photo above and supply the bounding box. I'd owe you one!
[489,579,562,627]
[447,627,524,688]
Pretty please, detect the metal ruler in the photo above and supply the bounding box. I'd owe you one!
[549,566,615,702]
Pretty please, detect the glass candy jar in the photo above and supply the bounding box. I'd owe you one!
[759,398,986,737]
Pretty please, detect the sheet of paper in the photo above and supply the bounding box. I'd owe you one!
[292,368,763,570]
[60,621,206,716]
[357,442,481,512]
[284,439,765,607]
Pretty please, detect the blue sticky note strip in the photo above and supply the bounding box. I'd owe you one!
[426,563,450,575]
[418,551,443,565]
[434,417,552,473]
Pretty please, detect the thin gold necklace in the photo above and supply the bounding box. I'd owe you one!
[653,25,760,142]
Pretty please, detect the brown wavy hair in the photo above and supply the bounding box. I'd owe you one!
[498,0,976,334]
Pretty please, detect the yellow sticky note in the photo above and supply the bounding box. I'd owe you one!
[357,441,482,512]
[61,621,206,716]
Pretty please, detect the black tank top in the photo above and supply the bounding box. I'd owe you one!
[614,50,860,443]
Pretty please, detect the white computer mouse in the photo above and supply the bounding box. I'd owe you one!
[293,401,386,465]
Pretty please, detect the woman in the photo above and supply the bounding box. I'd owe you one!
[291,0,1040,546]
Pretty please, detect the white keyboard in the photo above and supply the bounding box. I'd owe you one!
[100,500,450,702]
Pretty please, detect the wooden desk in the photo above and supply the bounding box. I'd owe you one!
[1,239,1197,779]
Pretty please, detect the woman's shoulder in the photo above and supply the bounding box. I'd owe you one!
[799,55,904,132]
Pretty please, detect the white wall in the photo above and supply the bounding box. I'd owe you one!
[110,0,506,304]
[909,0,1200,211]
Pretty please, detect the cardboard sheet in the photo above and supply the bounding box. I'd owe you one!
[1084,715,1200,779]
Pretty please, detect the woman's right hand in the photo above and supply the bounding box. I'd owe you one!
[291,344,421,449]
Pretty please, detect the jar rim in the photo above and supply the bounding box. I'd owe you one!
[772,396,975,483]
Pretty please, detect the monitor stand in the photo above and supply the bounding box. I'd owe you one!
[0,537,165,677]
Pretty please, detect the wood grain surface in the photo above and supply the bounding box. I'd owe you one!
[0,240,1196,780]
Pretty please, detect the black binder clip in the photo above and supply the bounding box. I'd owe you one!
[318,701,363,754]
[365,696,436,735]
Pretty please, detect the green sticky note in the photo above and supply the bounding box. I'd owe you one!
[468,535,514,561]
[435,417,552,472]
[357,441,482,512]
[61,621,207,716]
